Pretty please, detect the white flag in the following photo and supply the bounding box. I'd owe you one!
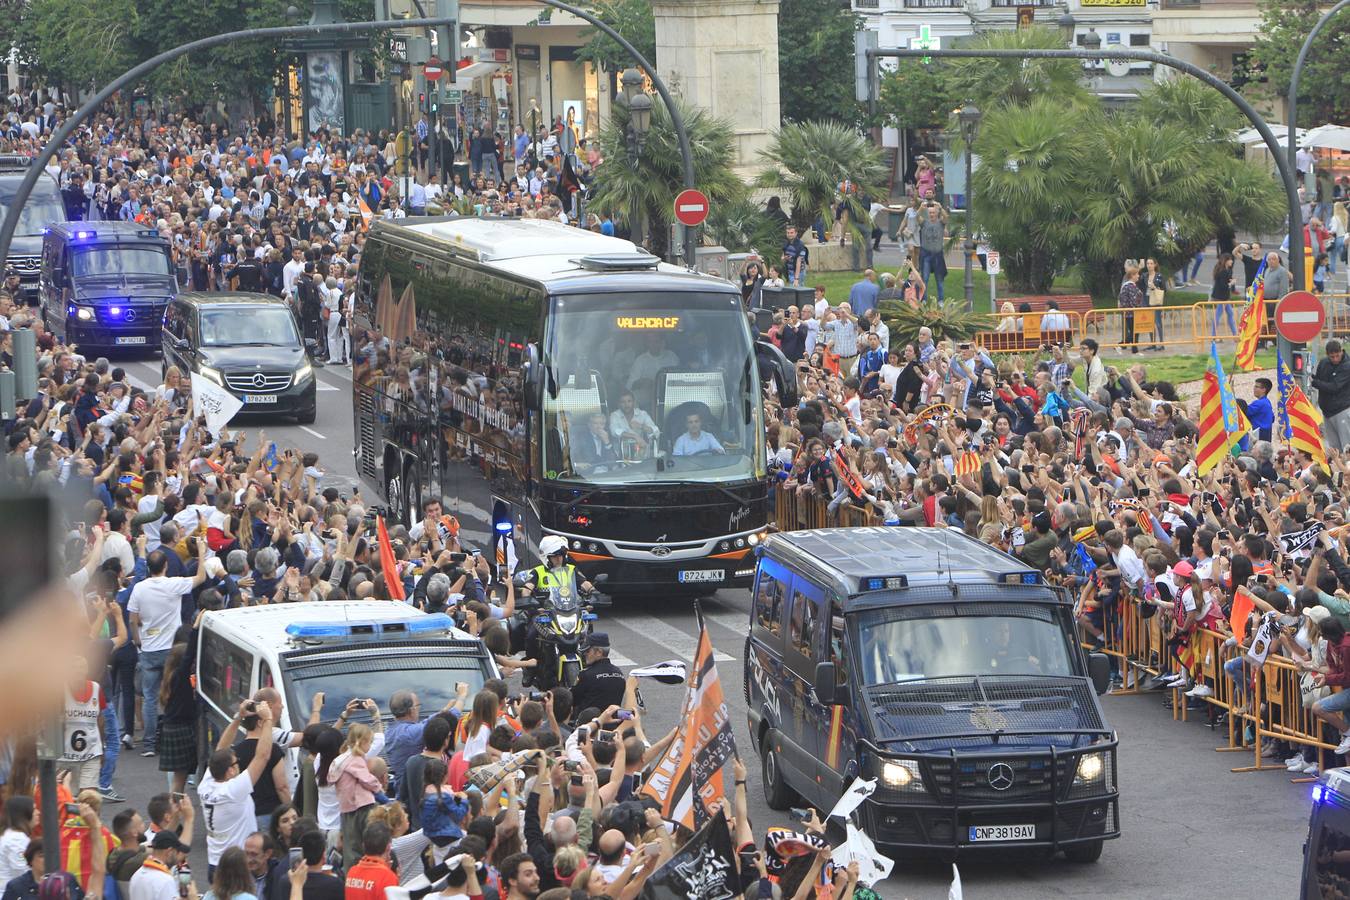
[828,776,877,820]
[830,822,894,887]
[190,372,242,437]
[949,863,963,900]
[628,660,687,684]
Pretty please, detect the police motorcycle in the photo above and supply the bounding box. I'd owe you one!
[513,535,608,690]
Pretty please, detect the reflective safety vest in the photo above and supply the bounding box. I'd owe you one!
[532,563,577,593]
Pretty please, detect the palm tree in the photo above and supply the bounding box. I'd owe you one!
[589,97,742,259]
[755,121,886,242]
[970,96,1092,294]
[1135,77,1238,146]
[948,27,1092,111]
[704,196,784,257]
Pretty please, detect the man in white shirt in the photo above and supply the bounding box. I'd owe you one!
[282,247,307,298]
[137,471,166,552]
[128,540,209,756]
[199,701,275,869]
[101,508,135,576]
[608,390,659,456]
[128,831,190,900]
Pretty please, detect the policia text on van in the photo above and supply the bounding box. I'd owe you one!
[745,528,1119,862]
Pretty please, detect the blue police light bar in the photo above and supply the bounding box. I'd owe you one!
[862,575,908,592]
[495,521,513,533]
[74,230,96,240]
[286,613,455,641]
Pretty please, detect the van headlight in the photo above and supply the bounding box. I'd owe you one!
[198,366,223,386]
[73,305,94,321]
[1075,752,1104,783]
[295,362,313,383]
[881,758,920,790]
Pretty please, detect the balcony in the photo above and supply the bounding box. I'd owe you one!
[989,0,1053,6]
[1159,0,1256,7]
[903,0,964,7]
[854,0,880,7]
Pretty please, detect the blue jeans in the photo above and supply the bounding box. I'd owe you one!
[790,265,808,287]
[99,705,120,791]
[919,249,945,302]
[1333,236,1344,274]
[138,649,170,751]
[111,652,137,742]
[1223,656,1251,703]
[1211,303,1236,336]
[1188,252,1204,282]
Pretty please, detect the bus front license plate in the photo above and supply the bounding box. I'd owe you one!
[969,824,1035,843]
[244,394,277,404]
[678,570,724,584]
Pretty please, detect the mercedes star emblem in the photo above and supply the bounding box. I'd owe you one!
[123,308,136,321]
[987,762,1015,791]
[252,372,267,388]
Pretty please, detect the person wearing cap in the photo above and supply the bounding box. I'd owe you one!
[1313,339,1350,450]
[568,632,626,718]
[1016,510,1057,571]
[128,831,190,900]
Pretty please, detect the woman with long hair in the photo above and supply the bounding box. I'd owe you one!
[0,796,34,884]
[1118,260,1144,355]
[457,691,498,758]
[307,725,349,836]
[203,847,256,900]
[1141,257,1166,349]
[1210,252,1237,337]
[157,636,197,794]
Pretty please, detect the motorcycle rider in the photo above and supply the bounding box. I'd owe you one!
[518,535,595,686]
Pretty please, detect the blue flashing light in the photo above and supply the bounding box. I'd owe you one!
[495,520,513,533]
[583,613,598,622]
[407,613,455,634]
[1022,572,1042,585]
[863,575,908,591]
[286,622,349,639]
[74,230,95,240]
[286,612,454,641]
[1314,784,1327,804]
[110,306,121,316]
[535,615,551,625]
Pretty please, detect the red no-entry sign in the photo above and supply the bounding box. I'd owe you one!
[673,189,709,227]
[1275,290,1325,343]
[424,57,444,81]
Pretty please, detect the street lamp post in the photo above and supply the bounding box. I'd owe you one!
[1056,8,1076,45]
[616,68,652,247]
[958,104,981,312]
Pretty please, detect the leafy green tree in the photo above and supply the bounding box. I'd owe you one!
[876,61,960,131]
[969,97,1091,294]
[705,196,783,257]
[574,0,657,74]
[756,121,886,241]
[947,27,1092,111]
[589,96,742,259]
[1133,75,1240,145]
[1251,0,1350,126]
[6,0,139,90]
[777,0,861,125]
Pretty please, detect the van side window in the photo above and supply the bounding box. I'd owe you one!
[788,587,819,661]
[754,572,786,636]
[199,630,255,715]
[829,600,848,686]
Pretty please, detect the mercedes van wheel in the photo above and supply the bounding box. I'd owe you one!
[1064,840,1103,863]
[761,736,796,810]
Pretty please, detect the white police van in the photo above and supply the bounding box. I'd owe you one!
[195,601,498,759]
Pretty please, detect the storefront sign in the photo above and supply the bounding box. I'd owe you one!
[516,44,540,61]
[1080,0,1146,6]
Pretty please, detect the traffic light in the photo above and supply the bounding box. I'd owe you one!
[1291,349,1311,377]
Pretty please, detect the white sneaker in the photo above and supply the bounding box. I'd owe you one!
[1172,679,1191,692]
[1336,736,1350,755]
[1288,756,1308,771]
[1304,761,1321,775]
[1287,754,1306,766]
[1186,684,1214,698]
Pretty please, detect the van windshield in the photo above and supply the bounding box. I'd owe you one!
[0,189,63,236]
[71,246,172,277]
[856,610,1076,684]
[286,654,489,724]
[201,308,299,346]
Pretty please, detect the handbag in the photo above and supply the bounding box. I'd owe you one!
[1148,286,1165,307]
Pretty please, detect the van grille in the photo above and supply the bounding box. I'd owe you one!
[225,371,292,392]
[7,255,39,276]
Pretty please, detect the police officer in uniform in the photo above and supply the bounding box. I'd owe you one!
[518,535,594,681]
[569,632,627,716]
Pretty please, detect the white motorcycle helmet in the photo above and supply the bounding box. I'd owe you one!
[539,535,568,558]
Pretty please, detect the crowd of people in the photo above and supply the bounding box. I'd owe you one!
[0,92,887,900]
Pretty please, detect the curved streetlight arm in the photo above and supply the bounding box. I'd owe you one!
[869,47,1301,288]
[0,4,699,269]
[1287,0,1350,295]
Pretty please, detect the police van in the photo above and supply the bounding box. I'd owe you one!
[195,602,498,775]
[1302,768,1350,897]
[745,528,1119,862]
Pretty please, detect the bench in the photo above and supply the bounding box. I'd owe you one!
[974,294,1095,352]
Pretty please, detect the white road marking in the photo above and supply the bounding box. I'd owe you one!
[610,651,637,667]
[299,425,326,440]
[614,614,736,662]
[315,381,341,392]
[122,368,157,393]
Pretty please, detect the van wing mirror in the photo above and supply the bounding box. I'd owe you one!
[813,661,838,706]
[755,339,799,407]
[1087,652,1111,696]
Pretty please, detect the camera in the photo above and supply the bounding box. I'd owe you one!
[528,691,547,702]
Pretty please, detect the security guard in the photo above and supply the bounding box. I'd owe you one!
[569,632,627,716]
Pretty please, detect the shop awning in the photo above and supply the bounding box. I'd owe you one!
[452,61,504,83]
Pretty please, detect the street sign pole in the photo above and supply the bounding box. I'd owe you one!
[986,250,1000,313]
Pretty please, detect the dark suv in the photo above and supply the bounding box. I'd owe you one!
[41,222,176,350]
[162,292,317,423]
[0,155,64,304]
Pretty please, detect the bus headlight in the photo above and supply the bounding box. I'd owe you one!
[882,759,919,789]
[1075,753,1104,783]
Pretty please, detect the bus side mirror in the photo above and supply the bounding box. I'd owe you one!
[1088,652,1111,695]
[523,360,541,411]
[755,339,799,407]
[813,662,838,706]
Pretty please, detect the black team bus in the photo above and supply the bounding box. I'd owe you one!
[352,217,797,593]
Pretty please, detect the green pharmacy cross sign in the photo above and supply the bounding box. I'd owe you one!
[910,24,939,64]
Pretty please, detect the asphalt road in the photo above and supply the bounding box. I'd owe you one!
[107,357,1315,899]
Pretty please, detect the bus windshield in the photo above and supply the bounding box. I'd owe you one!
[857,610,1076,684]
[542,293,764,485]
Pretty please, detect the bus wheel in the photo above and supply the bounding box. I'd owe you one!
[385,468,405,524]
[1064,840,1103,863]
[761,734,797,810]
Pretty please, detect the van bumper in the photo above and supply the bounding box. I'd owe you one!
[66,321,162,350]
[859,793,1120,853]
